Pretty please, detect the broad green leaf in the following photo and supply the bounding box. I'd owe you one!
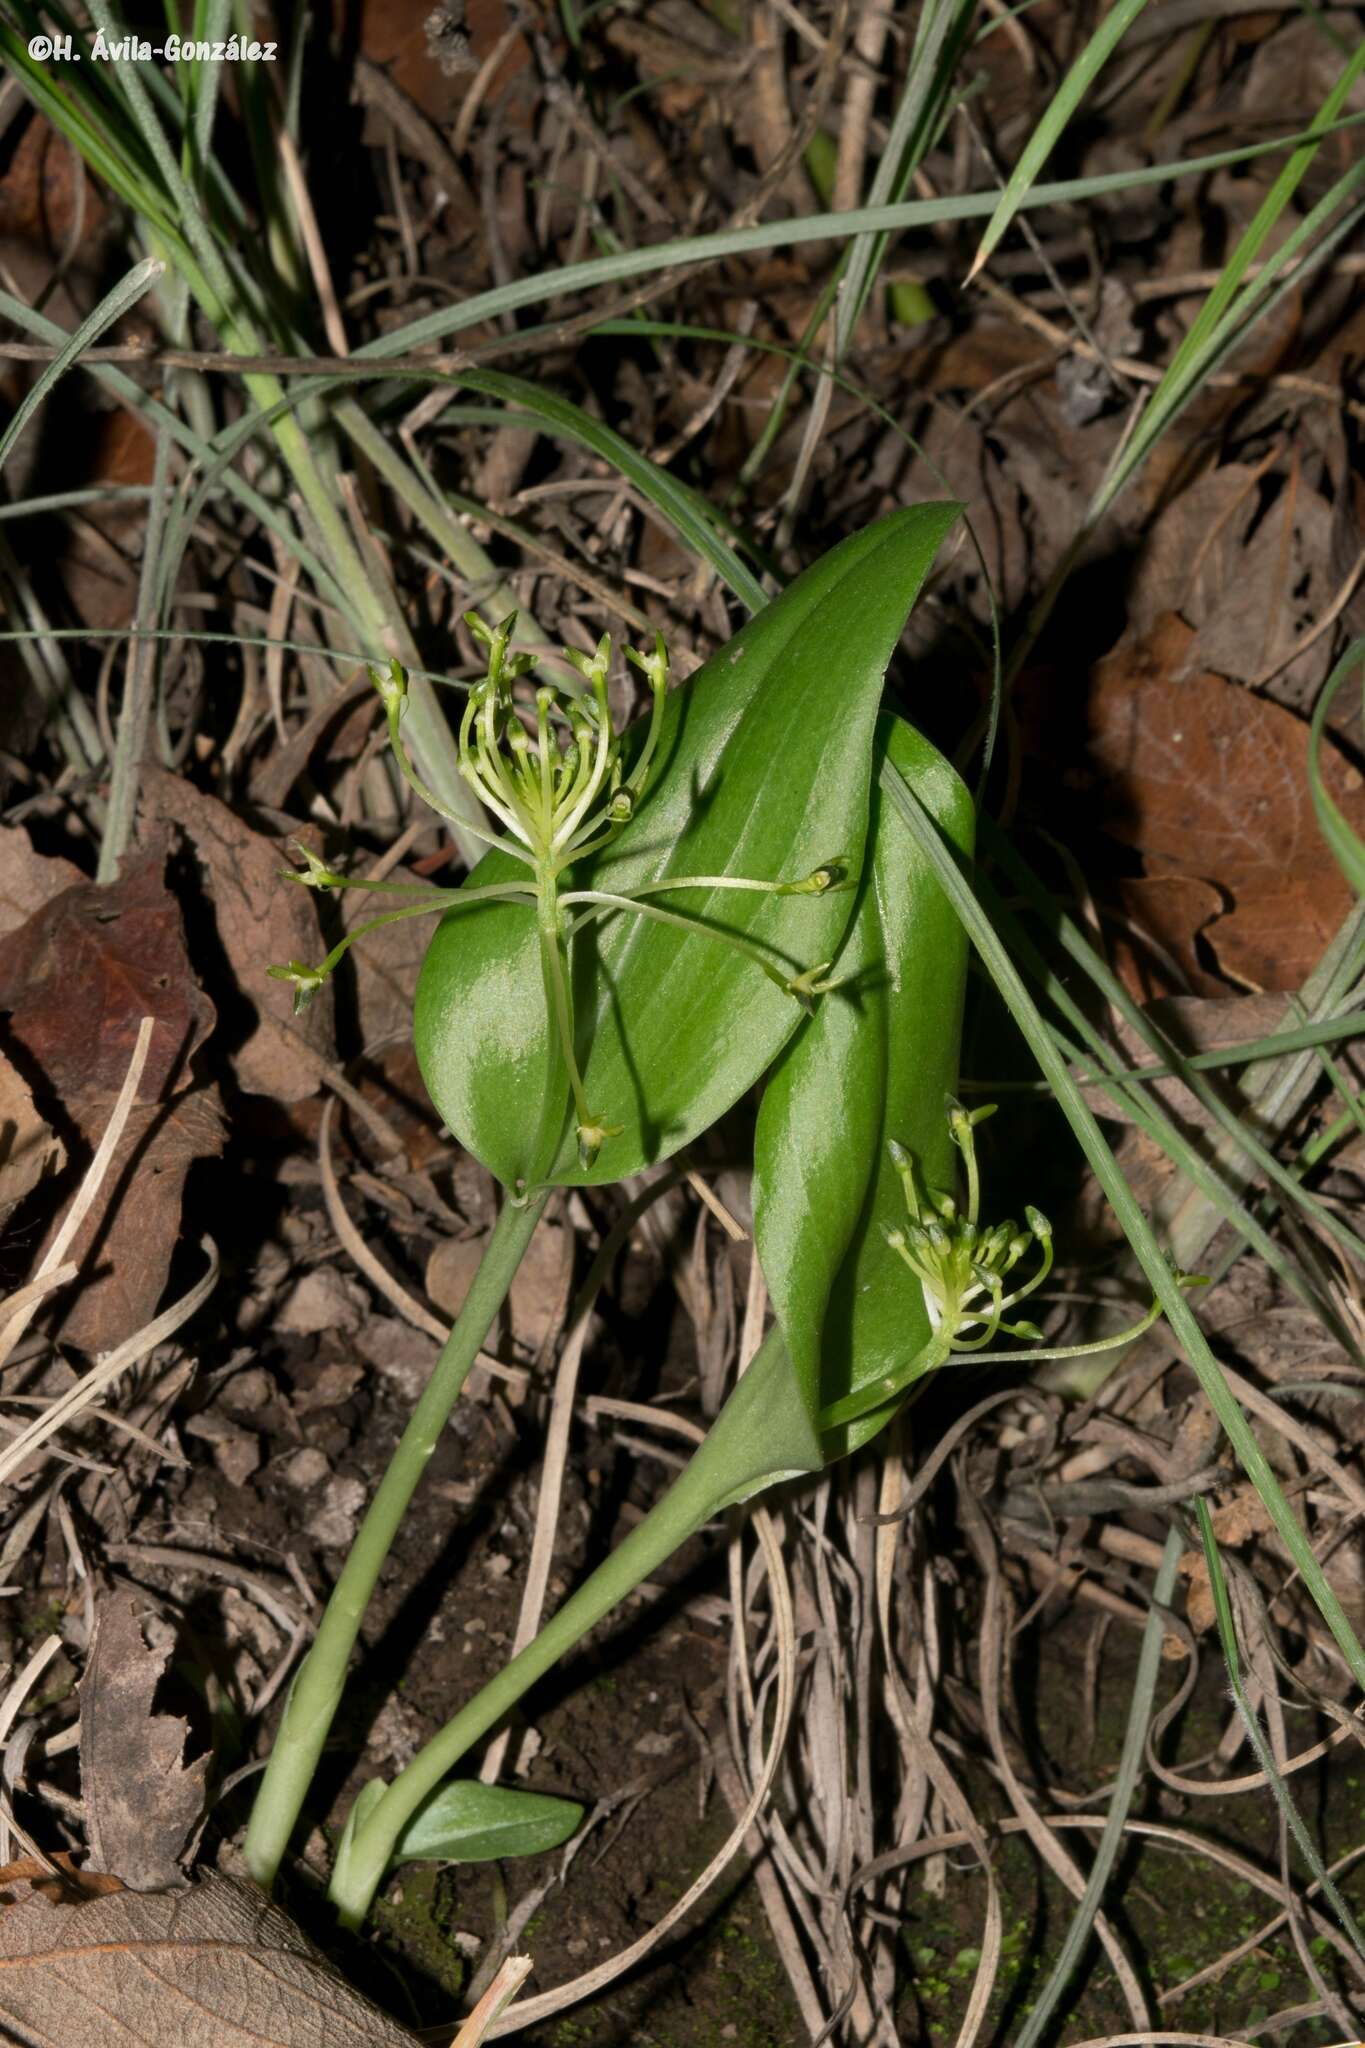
[415,504,961,1191]
[393,1779,583,1866]
[752,715,974,1443]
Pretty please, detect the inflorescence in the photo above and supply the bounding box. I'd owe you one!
[268,612,851,1175]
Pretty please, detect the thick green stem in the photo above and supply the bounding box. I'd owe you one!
[326,1327,820,1925]
[244,1191,548,1889]
[538,873,592,1128]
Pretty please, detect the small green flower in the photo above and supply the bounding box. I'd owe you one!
[575,1113,624,1171]
[886,1101,1053,1353]
[371,656,408,718]
[766,959,840,1013]
[281,841,346,891]
[775,859,852,896]
[267,960,329,1013]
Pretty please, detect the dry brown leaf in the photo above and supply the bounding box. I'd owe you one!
[41,1086,225,1351]
[79,1594,208,1892]
[141,767,333,1102]
[0,838,215,1104]
[359,0,528,122]
[0,826,83,939]
[349,868,440,1049]
[1180,1485,1279,1637]
[1209,1486,1276,1549]
[0,113,108,250]
[0,1872,421,2044]
[1182,1558,1216,1637]
[1107,874,1226,1003]
[0,841,224,1349]
[0,1853,125,1902]
[1088,613,1365,989]
[1216,871,1365,991]
[1128,467,1337,711]
[0,1047,63,1221]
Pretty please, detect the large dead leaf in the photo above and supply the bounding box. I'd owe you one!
[0,842,223,1349]
[141,768,332,1102]
[0,838,214,1103]
[0,1872,421,2044]
[79,1594,208,1892]
[1088,614,1365,990]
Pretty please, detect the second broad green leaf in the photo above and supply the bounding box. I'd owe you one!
[752,713,975,1444]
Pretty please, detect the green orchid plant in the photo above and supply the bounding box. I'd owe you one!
[243,505,1181,1940]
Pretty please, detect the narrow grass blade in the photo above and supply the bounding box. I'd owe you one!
[836,0,974,352]
[0,255,163,477]
[986,822,1365,1277]
[0,16,175,232]
[186,0,233,170]
[0,531,104,776]
[1142,37,1365,421]
[458,369,767,609]
[83,0,254,338]
[0,285,350,616]
[1097,169,1365,521]
[0,623,469,698]
[98,430,171,882]
[1057,1009,1365,1085]
[971,867,1347,1342]
[331,116,1365,360]
[966,0,1151,282]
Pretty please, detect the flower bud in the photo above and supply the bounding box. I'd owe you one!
[370,659,407,717]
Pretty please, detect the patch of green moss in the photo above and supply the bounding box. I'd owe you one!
[371,1865,467,2003]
